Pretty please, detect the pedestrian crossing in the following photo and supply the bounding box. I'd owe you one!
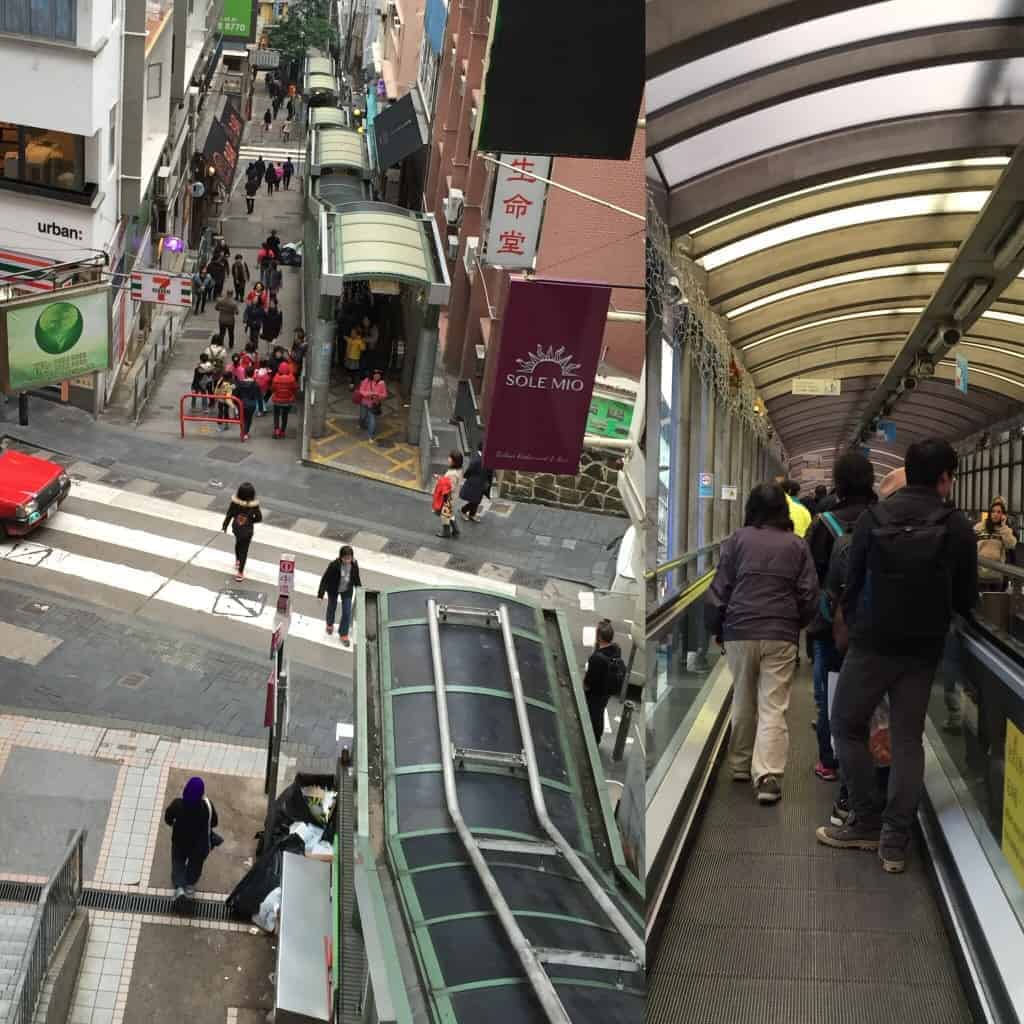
[0,479,519,666]
[238,145,305,165]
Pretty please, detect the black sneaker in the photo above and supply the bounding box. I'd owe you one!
[756,775,781,804]
[830,796,850,827]
[879,833,908,874]
[815,814,881,851]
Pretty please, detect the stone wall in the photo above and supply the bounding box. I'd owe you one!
[498,448,627,517]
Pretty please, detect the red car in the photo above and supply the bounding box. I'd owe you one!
[0,449,71,538]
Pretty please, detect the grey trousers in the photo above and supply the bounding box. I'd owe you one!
[831,643,941,840]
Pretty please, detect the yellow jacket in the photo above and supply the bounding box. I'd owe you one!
[787,495,811,538]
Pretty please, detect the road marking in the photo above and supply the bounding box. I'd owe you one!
[65,480,518,597]
[0,539,352,652]
[582,626,596,648]
[578,591,595,612]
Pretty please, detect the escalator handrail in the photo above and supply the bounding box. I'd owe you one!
[646,568,716,641]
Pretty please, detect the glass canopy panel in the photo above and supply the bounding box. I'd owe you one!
[658,59,1024,187]
[647,0,1020,114]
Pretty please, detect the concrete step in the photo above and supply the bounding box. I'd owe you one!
[0,902,36,1007]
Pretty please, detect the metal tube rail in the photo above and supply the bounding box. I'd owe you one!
[495,605,646,968]
[425,600,571,1024]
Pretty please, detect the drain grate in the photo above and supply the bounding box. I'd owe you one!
[80,888,234,921]
[0,880,43,902]
[1,883,235,922]
[117,672,148,690]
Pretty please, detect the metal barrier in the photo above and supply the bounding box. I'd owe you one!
[180,393,245,439]
[454,379,484,452]
[132,316,178,424]
[419,399,438,491]
[8,829,85,1024]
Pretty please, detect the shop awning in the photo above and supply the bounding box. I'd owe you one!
[309,128,368,178]
[373,91,429,169]
[308,107,350,130]
[320,202,450,305]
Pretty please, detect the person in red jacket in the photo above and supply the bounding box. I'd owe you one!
[245,282,269,311]
[270,361,297,438]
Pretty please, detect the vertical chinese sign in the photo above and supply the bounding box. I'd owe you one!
[483,278,610,474]
[484,154,551,269]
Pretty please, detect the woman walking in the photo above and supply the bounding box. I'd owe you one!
[705,483,819,804]
[222,481,262,581]
[164,776,218,905]
[263,107,272,134]
[270,359,297,438]
[356,368,387,441]
[317,545,362,645]
[264,161,276,196]
[262,297,283,350]
[459,442,493,521]
[431,451,464,539]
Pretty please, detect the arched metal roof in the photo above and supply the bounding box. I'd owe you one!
[648,1,1024,484]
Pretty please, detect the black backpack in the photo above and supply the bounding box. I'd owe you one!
[864,502,954,642]
[820,512,855,610]
[602,649,627,697]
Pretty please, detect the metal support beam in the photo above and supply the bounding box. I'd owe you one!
[850,142,1024,448]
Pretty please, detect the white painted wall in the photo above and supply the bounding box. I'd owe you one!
[0,186,119,256]
[140,22,173,191]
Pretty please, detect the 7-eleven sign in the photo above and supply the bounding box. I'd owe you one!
[130,270,192,307]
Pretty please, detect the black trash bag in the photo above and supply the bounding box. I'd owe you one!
[264,773,338,850]
[226,833,304,919]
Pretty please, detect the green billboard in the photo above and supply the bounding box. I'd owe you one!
[218,0,255,40]
[2,287,111,392]
[587,394,634,440]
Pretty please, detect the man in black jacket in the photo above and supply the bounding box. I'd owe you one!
[582,620,623,743]
[318,545,361,645]
[817,439,977,872]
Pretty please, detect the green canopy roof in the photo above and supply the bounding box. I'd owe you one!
[305,56,333,77]
[310,128,367,176]
[326,208,431,285]
[309,107,349,129]
[305,72,338,94]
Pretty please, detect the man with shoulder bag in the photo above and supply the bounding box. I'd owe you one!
[816,440,977,873]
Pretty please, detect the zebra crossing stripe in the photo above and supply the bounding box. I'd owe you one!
[64,479,519,596]
[0,537,355,651]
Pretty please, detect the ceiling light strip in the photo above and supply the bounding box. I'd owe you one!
[726,264,949,319]
[741,308,924,352]
[692,159,1009,236]
[699,192,989,272]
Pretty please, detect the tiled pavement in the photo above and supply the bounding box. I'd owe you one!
[0,713,290,1024]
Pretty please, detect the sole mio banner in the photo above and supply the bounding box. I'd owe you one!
[483,278,611,475]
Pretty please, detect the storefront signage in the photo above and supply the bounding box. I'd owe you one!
[218,0,255,40]
[483,278,610,474]
[1003,718,1024,890]
[586,394,633,440]
[129,270,192,307]
[792,378,841,396]
[484,154,551,270]
[698,473,713,499]
[221,100,244,149]
[202,119,239,188]
[0,247,56,293]
[1,285,111,393]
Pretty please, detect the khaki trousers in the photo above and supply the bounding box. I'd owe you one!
[725,639,798,784]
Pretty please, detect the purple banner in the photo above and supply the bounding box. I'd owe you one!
[484,278,611,474]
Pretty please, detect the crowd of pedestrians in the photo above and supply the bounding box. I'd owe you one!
[242,156,295,215]
[189,232,307,442]
[703,438,1006,875]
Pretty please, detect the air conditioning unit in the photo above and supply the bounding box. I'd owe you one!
[458,73,466,97]
[444,188,464,225]
[469,106,477,132]
[463,236,479,279]
[446,235,459,260]
[475,343,486,376]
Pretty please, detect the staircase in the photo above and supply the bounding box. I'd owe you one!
[0,903,35,1022]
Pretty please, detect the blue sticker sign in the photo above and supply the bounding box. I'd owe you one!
[698,472,714,499]
[874,420,896,443]
[956,355,969,394]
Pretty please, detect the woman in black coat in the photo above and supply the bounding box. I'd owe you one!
[459,444,493,521]
[164,776,218,903]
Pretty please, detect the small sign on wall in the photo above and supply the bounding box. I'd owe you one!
[698,473,714,499]
[721,485,738,501]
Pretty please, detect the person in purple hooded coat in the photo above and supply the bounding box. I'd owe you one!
[164,776,218,902]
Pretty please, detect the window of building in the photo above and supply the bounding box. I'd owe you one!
[1,0,75,42]
[417,33,440,120]
[0,122,85,192]
[147,62,162,100]
[108,104,117,173]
